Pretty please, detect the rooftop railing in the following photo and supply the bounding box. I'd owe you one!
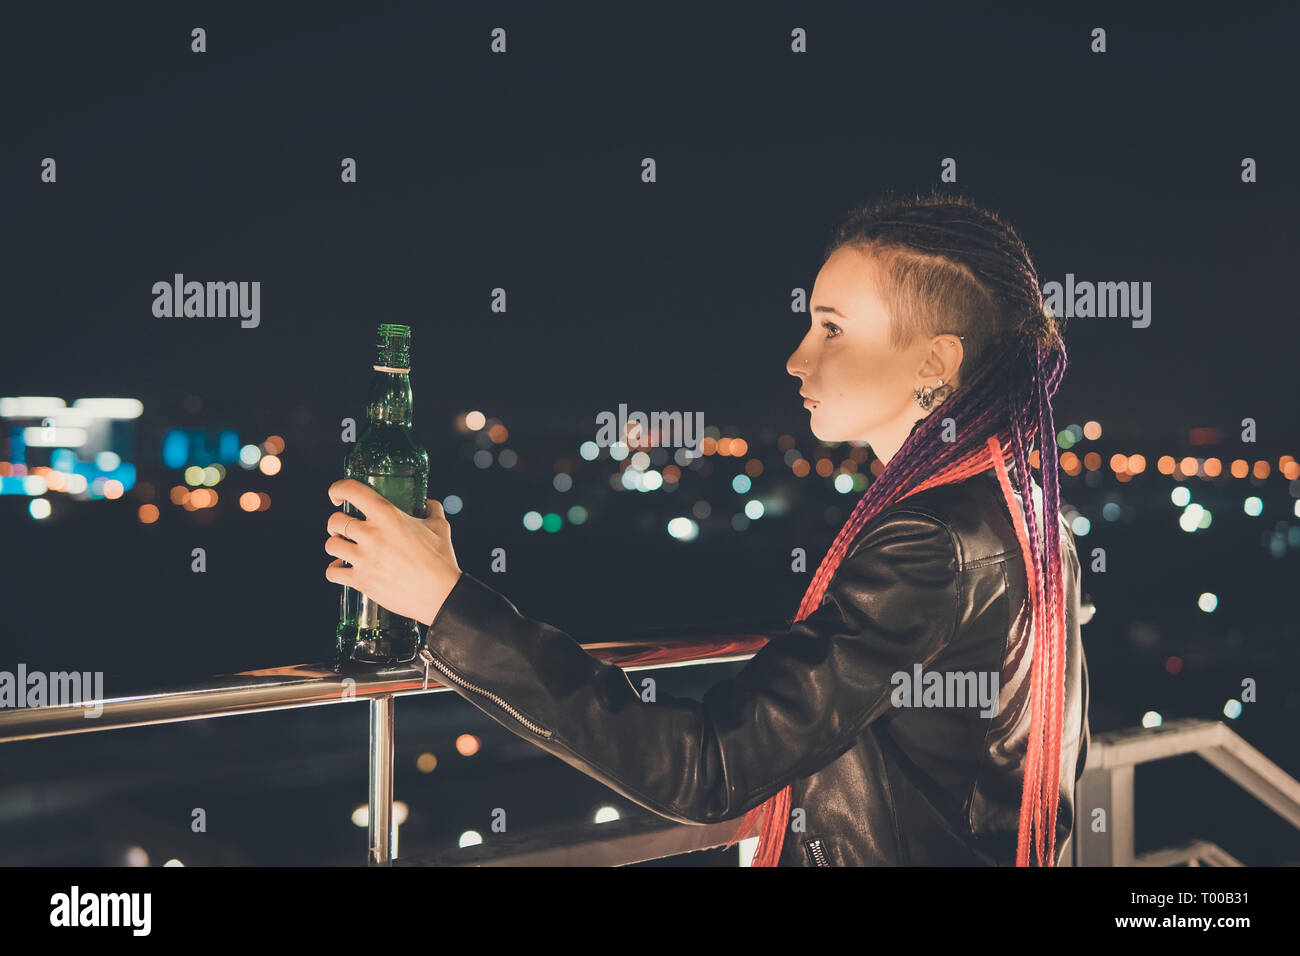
[3,600,1296,866]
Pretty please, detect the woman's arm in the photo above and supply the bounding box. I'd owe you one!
[418,511,961,826]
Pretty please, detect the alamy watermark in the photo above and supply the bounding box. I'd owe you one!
[1041,274,1151,328]
[891,663,999,718]
[594,404,705,457]
[0,664,104,718]
[151,273,260,328]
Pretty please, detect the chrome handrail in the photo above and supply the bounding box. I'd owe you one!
[0,624,781,865]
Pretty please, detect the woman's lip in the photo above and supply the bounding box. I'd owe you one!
[803,398,818,408]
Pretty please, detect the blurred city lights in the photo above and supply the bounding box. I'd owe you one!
[1197,592,1219,613]
[1141,711,1162,728]
[667,517,699,541]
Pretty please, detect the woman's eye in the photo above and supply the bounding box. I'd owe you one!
[822,320,841,339]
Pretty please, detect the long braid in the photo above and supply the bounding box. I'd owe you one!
[724,192,1070,867]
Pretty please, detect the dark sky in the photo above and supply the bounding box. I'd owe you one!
[2,1,1297,449]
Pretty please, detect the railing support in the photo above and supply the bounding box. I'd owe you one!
[368,695,394,865]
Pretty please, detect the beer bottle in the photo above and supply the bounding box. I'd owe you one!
[336,323,430,666]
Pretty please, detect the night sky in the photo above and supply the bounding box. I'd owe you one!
[3,2,1296,444]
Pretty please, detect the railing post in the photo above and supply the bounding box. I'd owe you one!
[368,694,395,865]
[1074,764,1134,866]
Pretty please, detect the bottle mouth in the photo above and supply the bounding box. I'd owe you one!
[375,323,411,367]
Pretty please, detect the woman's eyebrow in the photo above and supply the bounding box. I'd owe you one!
[812,305,848,317]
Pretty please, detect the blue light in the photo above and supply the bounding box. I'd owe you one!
[162,430,189,469]
[731,474,751,494]
[219,429,240,464]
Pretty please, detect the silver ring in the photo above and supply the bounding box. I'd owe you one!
[343,517,354,539]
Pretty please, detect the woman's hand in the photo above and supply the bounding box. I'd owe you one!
[324,479,462,627]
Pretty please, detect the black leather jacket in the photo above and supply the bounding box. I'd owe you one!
[419,463,1090,866]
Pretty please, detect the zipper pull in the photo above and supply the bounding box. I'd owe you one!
[416,645,434,691]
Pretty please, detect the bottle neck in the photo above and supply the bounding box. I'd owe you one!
[367,367,413,425]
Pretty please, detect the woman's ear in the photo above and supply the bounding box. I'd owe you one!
[916,333,964,385]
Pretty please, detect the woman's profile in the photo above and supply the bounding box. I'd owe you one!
[324,190,1091,867]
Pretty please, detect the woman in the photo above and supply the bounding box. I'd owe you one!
[324,191,1091,867]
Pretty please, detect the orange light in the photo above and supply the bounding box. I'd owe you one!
[103,479,124,500]
[1157,455,1175,475]
[1060,452,1081,475]
[816,458,834,478]
[1253,460,1270,480]
[1179,456,1198,478]
[1283,461,1300,481]
[1230,459,1248,479]
[1110,453,1128,473]
[264,435,285,455]
[1029,449,1040,469]
[138,504,159,524]
[0,462,10,477]
[869,458,884,476]
[701,437,717,456]
[792,459,811,477]
[1127,454,1146,474]
[257,492,271,511]
[1083,421,1102,440]
[662,464,681,483]
[840,459,858,474]
[240,492,260,512]
[745,458,763,477]
[1165,656,1183,675]
[259,454,282,476]
[1083,452,1101,471]
[717,438,732,456]
[1116,472,1133,482]
[1202,457,1221,477]
[488,424,508,444]
[455,734,481,757]
[731,438,748,457]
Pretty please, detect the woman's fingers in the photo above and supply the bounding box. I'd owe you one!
[324,534,362,564]
[324,557,356,586]
[326,509,370,541]
[328,478,395,523]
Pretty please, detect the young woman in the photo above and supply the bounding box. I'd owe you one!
[324,192,1091,867]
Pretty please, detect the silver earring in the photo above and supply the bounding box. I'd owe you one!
[913,379,950,411]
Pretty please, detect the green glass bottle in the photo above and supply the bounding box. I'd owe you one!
[336,323,430,666]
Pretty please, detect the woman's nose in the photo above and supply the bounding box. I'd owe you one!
[786,349,809,379]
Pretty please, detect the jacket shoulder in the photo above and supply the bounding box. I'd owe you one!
[848,473,1023,570]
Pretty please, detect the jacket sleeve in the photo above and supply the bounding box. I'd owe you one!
[420,509,961,825]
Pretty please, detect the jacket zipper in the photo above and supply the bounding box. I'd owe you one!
[416,646,554,739]
[805,838,831,867]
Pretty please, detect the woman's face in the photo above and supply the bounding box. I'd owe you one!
[786,245,959,465]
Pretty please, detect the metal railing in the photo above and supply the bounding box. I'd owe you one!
[1072,717,1300,866]
[3,628,1297,866]
[0,624,777,866]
